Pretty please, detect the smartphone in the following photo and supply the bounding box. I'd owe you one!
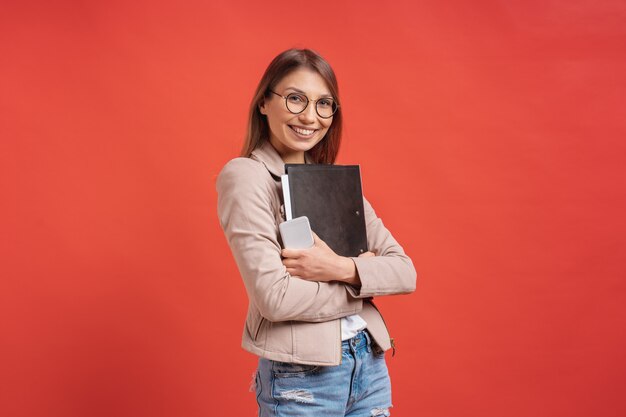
[279,216,314,249]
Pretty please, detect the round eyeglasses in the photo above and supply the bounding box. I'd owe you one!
[270,90,339,119]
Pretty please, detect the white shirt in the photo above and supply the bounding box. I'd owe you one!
[341,314,367,341]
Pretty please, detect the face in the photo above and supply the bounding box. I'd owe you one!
[259,67,334,163]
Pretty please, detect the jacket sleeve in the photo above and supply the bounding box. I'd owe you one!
[346,196,417,298]
[216,158,363,323]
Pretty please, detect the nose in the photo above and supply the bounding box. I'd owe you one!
[297,102,317,124]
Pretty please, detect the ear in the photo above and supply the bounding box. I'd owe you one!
[258,98,267,115]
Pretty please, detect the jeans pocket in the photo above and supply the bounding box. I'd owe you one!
[372,341,385,357]
[271,361,319,378]
[254,371,262,412]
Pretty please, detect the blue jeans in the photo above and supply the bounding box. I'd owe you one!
[255,330,392,417]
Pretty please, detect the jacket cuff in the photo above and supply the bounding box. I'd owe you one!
[346,256,373,298]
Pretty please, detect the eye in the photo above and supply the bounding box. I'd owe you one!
[287,94,306,104]
[318,98,334,108]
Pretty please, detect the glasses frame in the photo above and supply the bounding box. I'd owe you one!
[270,90,339,119]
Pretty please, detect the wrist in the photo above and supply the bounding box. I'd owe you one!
[337,256,358,284]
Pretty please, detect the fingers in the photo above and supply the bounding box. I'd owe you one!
[282,232,323,258]
[282,258,298,268]
[281,248,302,259]
[285,264,307,279]
[358,251,376,258]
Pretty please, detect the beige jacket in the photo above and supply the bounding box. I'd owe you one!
[216,141,417,366]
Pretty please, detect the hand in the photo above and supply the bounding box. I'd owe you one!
[346,250,376,286]
[281,232,374,283]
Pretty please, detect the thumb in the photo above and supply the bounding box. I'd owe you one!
[311,231,328,248]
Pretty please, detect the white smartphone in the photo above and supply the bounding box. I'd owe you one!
[279,216,314,249]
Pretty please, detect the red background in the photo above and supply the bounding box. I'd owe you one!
[2,1,625,416]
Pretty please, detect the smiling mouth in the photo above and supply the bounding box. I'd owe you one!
[289,125,317,138]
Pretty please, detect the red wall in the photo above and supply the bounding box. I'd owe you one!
[2,1,625,416]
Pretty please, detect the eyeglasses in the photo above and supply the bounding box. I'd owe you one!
[270,90,339,119]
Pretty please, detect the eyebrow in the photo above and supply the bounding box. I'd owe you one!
[284,86,333,98]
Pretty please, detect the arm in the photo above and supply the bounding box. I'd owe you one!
[280,231,373,285]
[216,158,363,322]
[345,196,417,298]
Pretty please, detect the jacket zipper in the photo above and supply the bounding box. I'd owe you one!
[369,300,396,357]
[339,318,342,364]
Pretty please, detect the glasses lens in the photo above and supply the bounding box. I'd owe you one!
[285,93,308,114]
[316,98,337,118]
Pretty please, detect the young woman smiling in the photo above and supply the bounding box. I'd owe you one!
[216,48,416,417]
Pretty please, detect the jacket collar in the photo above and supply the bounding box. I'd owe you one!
[250,141,313,178]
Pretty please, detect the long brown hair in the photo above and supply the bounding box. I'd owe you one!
[240,48,342,164]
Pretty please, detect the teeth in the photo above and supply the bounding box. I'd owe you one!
[292,126,315,135]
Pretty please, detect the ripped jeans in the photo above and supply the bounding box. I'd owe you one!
[254,330,392,417]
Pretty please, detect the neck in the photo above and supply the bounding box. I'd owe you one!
[268,139,306,164]
[282,153,305,164]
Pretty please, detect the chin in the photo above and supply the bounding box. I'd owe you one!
[282,135,318,150]
[296,141,321,154]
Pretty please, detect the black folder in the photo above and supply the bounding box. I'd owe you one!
[284,164,368,257]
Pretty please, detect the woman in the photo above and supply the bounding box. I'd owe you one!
[216,48,416,417]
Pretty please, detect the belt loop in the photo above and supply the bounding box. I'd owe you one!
[363,329,372,353]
